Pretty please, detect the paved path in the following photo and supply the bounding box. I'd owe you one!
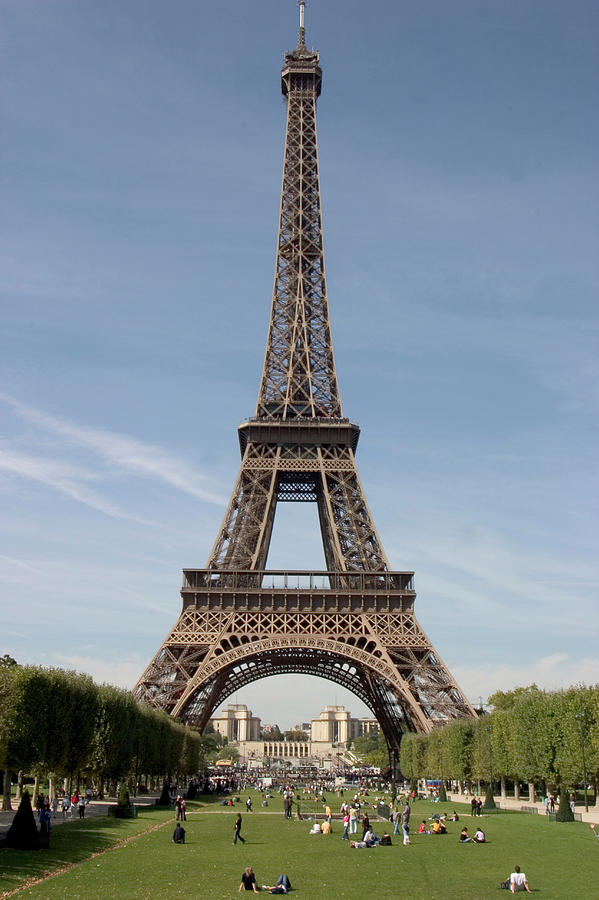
[445,791,598,824]
[0,794,161,840]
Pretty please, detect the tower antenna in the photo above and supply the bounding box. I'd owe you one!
[297,0,307,49]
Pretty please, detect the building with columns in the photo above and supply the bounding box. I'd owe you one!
[210,704,261,742]
[209,703,379,767]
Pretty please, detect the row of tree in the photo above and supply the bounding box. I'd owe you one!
[0,663,204,809]
[399,685,599,799]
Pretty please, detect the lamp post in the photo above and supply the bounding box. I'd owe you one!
[574,711,589,814]
[484,722,496,809]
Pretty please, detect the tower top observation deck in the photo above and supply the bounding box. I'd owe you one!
[282,0,321,97]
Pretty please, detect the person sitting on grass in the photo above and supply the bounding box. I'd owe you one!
[363,827,380,846]
[239,867,259,893]
[173,823,186,844]
[450,811,459,821]
[459,827,473,842]
[321,820,331,835]
[309,822,321,834]
[418,820,429,834]
[473,828,485,843]
[509,866,531,893]
[379,832,392,845]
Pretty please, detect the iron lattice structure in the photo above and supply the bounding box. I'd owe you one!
[135,9,475,757]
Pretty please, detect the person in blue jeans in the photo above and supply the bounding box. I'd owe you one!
[233,812,246,844]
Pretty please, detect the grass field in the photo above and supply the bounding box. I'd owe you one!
[1,793,598,899]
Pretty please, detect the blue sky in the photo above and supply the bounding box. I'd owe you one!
[1,0,597,728]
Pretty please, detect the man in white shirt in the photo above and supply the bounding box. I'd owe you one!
[510,866,531,893]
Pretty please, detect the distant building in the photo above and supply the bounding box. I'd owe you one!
[291,722,311,733]
[208,703,379,768]
[210,703,261,742]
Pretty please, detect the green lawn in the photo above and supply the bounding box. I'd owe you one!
[1,793,598,899]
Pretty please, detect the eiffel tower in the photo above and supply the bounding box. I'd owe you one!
[134,3,475,757]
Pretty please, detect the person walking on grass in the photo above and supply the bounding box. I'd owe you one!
[401,800,411,845]
[233,812,246,845]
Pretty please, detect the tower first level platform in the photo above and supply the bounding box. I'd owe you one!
[134,4,476,758]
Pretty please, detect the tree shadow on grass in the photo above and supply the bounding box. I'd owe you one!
[0,812,165,893]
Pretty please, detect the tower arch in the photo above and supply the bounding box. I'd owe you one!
[134,7,476,758]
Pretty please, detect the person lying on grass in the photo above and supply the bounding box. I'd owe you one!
[261,874,292,894]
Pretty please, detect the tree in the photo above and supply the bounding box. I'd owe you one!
[0,654,18,669]
[1,667,50,778]
[425,729,444,782]
[399,733,417,780]
[352,728,380,760]
[365,730,391,769]
[512,687,558,792]
[491,708,516,797]
[487,685,539,712]
[284,729,308,742]
[217,746,239,763]
[89,685,139,788]
[472,718,496,806]
[442,719,474,783]
[58,670,99,783]
[399,733,428,781]
[555,786,574,822]
[553,686,598,795]
[200,730,224,765]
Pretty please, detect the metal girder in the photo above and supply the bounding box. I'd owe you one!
[135,16,476,749]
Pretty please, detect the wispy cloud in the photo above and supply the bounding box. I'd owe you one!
[454,654,599,706]
[387,513,598,633]
[0,393,227,513]
[0,446,157,524]
[51,653,147,690]
[0,554,47,576]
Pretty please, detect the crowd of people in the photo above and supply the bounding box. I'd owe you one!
[161,775,548,896]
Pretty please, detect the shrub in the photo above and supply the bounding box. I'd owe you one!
[5,790,39,850]
[158,782,171,807]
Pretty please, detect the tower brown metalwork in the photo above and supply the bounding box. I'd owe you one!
[134,4,476,757]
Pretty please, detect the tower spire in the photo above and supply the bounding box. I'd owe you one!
[298,1,307,50]
[134,2,477,756]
